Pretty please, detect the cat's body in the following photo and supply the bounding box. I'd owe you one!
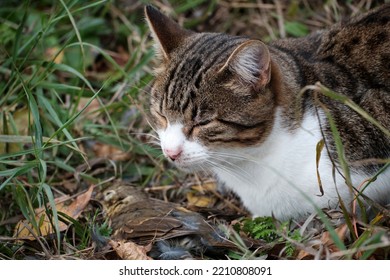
[145,5,390,220]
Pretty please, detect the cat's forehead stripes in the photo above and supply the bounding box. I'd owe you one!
[163,33,246,112]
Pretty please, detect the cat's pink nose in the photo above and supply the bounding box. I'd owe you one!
[164,148,182,161]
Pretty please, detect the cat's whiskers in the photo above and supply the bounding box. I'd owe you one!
[195,160,211,175]
[147,140,161,148]
[208,151,258,164]
[128,131,161,147]
[185,153,257,187]
[203,158,257,187]
[123,80,153,96]
[145,117,159,134]
[151,146,258,186]
[156,153,166,161]
[208,155,256,183]
[207,151,260,182]
[130,132,161,141]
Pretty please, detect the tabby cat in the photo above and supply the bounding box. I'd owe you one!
[144,5,390,220]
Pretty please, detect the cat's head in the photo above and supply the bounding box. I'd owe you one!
[145,5,277,172]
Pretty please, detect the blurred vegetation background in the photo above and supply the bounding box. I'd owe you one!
[0,0,389,259]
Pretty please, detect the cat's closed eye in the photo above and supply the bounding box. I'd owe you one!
[195,119,213,126]
[192,111,214,126]
[152,110,168,128]
[187,117,214,137]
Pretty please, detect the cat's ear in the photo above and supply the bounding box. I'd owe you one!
[145,5,194,60]
[219,40,271,90]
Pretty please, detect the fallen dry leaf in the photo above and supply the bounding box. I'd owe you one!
[296,224,349,259]
[111,46,130,67]
[14,185,95,240]
[92,142,131,161]
[0,107,32,154]
[186,191,217,208]
[191,181,217,192]
[320,223,349,250]
[109,240,152,260]
[62,180,79,193]
[45,46,64,64]
[77,98,101,120]
[187,182,217,207]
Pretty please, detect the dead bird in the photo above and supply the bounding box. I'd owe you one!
[95,183,242,259]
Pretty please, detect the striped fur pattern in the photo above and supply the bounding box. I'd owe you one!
[145,5,390,220]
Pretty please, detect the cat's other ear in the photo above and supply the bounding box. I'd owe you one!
[145,5,194,60]
[219,40,271,91]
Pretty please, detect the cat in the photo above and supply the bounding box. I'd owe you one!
[144,4,390,220]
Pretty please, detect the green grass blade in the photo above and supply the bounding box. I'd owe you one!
[41,183,61,250]
[37,92,81,152]
[13,183,40,233]
[323,107,353,188]
[64,42,127,77]
[59,0,85,72]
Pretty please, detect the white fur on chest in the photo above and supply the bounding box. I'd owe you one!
[213,111,331,219]
[212,110,389,220]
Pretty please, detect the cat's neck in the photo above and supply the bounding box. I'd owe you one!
[267,33,325,127]
[267,53,304,128]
